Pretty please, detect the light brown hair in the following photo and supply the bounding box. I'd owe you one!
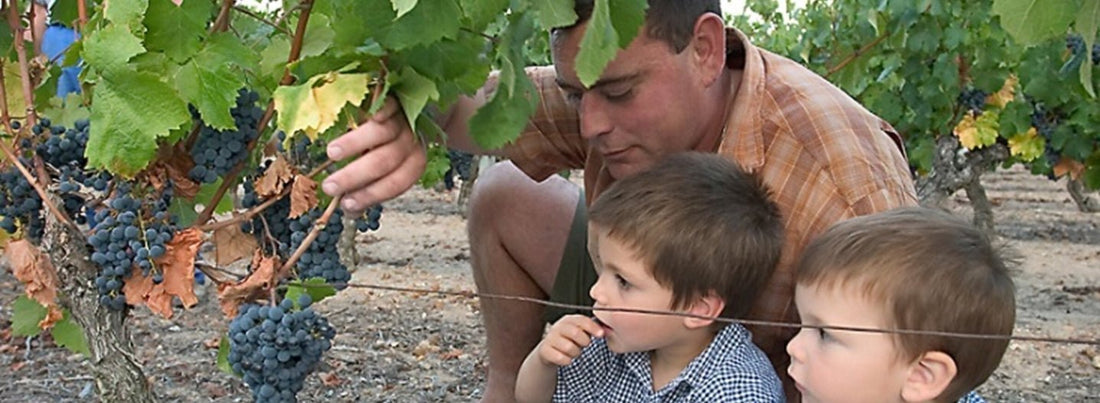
[588,152,783,320]
[796,207,1016,402]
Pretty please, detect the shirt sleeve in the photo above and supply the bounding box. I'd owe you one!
[497,66,588,182]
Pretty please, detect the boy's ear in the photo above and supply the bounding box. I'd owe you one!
[901,351,957,402]
[683,292,725,329]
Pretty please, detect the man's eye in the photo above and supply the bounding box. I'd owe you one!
[564,92,582,104]
[602,87,632,101]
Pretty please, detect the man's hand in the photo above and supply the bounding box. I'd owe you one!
[537,315,605,367]
[322,97,427,213]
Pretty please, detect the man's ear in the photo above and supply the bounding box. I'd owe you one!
[688,13,727,87]
[901,351,957,402]
[683,292,725,329]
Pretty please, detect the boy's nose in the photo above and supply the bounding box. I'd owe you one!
[786,328,807,363]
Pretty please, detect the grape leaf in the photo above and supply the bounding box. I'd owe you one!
[143,0,213,62]
[2,63,27,122]
[301,14,336,59]
[7,240,63,329]
[608,0,647,48]
[202,32,262,72]
[460,0,507,31]
[273,71,370,139]
[992,0,1075,46]
[42,94,90,129]
[217,251,279,318]
[533,0,578,29]
[169,197,199,228]
[1076,0,1099,97]
[11,296,48,337]
[175,59,244,130]
[83,25,144,76]
[1008,128,1044,162]
[954,111,1001,150]
[216,336,235,375]
[86,73,190,177]
[289,176,319,219]
[575,0,618,87]
[285,278,337,309]
[50,312,90,357]
[418,142,451,187]
[392,0,418,19]
[390,66,439,133]
[103,0,148,28]
[383,0,461,50]
[213,224,258,267]
[468,68,539,150]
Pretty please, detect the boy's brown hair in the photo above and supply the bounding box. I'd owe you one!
[796,207,1016,402]
[588,152,783,320]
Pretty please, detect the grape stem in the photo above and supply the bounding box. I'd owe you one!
[211,0,235,33]
[194,0,315,227]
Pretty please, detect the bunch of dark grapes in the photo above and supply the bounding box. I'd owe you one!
[0,157,45,239]
[354,204,383,233]
[277,132,327,171]
[442,149,474,190]
[241,179,293,253]
[957,87,988,115]
[33,118,112,224]
[1031,105,1062,180]
[1066,35,1100,66]
[190,89,264,184]
[87,183,177,310]
[227,296,335,402]
[286,208,350,289]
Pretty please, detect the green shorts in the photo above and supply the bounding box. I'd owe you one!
[542,192,597,324]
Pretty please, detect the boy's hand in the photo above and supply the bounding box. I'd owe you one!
[537,314,605,367]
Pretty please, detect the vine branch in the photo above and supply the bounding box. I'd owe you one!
[5,0,39,126]
[232,5,290,35]
[196,159,335,232]
[825,32,889,78]
[211,0,236,33]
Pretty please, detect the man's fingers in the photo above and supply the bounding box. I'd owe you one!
[326,116,404,161]
[338,144,427,212]
[371,97,402,123]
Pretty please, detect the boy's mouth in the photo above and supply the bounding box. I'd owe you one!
[594,317,613,331]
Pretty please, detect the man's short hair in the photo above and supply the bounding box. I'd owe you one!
[796,207,1016,402]
[588,152,783,320]
[564,0,721,52]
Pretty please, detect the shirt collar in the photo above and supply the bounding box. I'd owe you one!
[717,27,766,172]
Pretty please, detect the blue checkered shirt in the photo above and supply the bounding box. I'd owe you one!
[553,324,785,402]
[958,391,985,403]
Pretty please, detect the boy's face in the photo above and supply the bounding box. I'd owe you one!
[588,227,685,354]
[786,284,913,403]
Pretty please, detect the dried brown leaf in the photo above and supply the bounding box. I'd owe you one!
[1053,158,1086,180]
[288,176,319,219]
[122,228,203,319]
[439,349,464,360]
[216,251,279,318]
[320,371,343,386]
[203,337,221,349]
[213,223,258,266]
[7,240,62,328]
[255,156,294,198]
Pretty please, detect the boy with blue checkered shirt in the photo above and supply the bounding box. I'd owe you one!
[787,207,1015,403]
[515,153,786,402]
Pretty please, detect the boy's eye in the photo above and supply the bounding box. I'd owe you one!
[614,274,631,289]
[816,327,831,341]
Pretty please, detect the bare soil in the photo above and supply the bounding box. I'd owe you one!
[1,166,1098,402]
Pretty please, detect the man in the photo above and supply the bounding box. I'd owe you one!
[321,1,916,401]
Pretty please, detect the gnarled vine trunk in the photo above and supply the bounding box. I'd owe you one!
[916,136,1009,234]
[1067,177,1100,213]
[41,195,155,403]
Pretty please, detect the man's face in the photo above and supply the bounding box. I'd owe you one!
[552,23,715,180]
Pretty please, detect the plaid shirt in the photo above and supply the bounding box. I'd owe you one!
[554,324,784,402]
[958,391,986,403]
[501,28,917,382]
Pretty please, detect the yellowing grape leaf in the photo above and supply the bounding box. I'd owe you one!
[1008,127,1044,162]
[987,75,1018,109]
[289,176,319,219]
[255,156,294,198]
[273,71,370,140]
[954,111,1000,150]
[213,224,258,266]
[217,251,279,318]
[123,228,202,318]
[7,240,62,329]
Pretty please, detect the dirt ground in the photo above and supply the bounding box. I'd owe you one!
[1,165,1098,402]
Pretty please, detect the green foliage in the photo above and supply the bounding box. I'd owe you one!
[12,295,48,337]
[285,278,337,308]
[51,311,91,357]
